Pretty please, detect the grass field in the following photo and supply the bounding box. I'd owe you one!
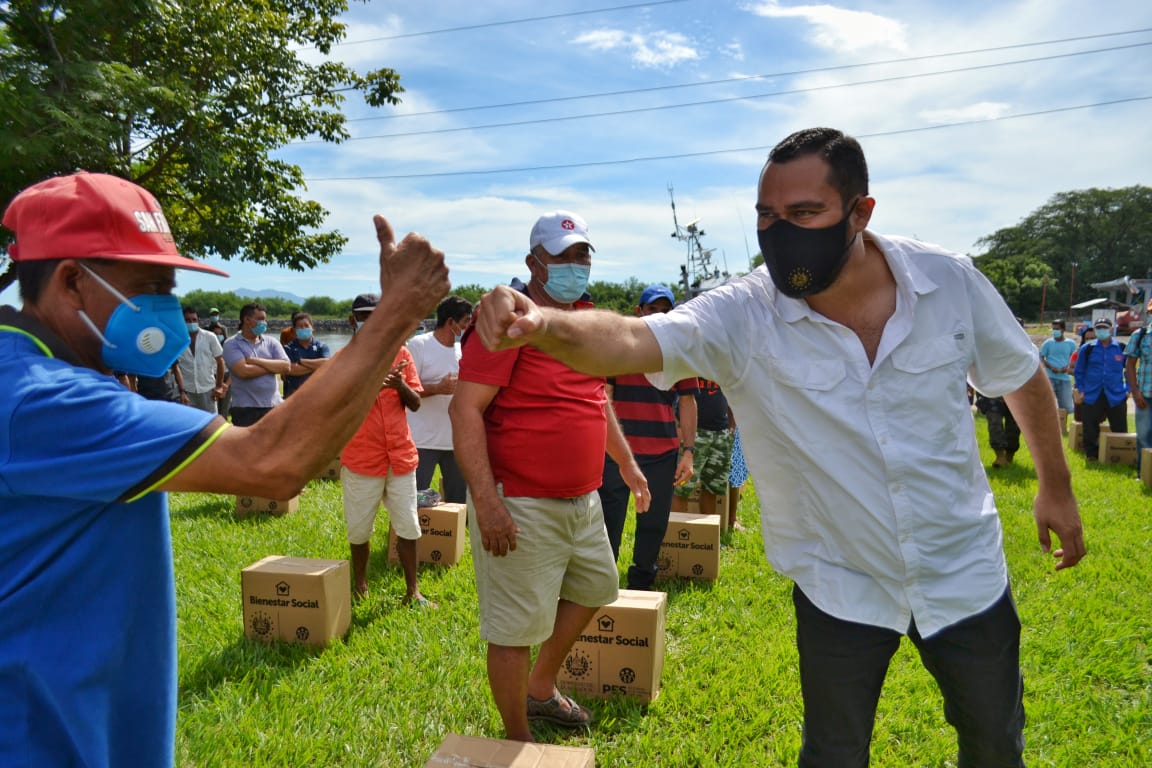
[172,415,1151,767]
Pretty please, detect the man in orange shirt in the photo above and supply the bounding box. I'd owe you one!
[340,293,431,606]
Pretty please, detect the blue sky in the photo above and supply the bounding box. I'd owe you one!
[4,0,1151,306]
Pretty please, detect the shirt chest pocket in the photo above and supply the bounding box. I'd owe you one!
[888,333,969,404]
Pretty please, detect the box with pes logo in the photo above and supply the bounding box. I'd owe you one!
[424,734,594,767]
[557,589,666,704]
[1098,431,1137,465]
[314,457,343,481]
[656,512,720,581]
[387,503,466,566]
[241,556,350,647]
[235,494,299,518]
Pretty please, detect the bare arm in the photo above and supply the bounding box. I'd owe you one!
[382,360,421,412]
[675,392,698,486]
[475,285,663,376]
[1003,363,1085,570]
[161,215,449,498]
[245,357,293,376]
[1126,357,1147,411]
[449,380,520,556]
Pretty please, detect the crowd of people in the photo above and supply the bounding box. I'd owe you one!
[2,127,1093,766]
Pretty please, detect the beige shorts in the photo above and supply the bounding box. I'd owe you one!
[469,486,620,647]
[341,466,420,544]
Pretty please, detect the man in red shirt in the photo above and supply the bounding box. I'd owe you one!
[450,211,649,742]
[340,293,430,606]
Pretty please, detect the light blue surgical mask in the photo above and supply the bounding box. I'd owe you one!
[1096,328,1111,342]
[186,321,200,334]
[76,263,189,378]
[1051,329,1063,339]
[215,333,225,343]
[295,327,313,341]
[533,254,590,304]
[252,320,268,336]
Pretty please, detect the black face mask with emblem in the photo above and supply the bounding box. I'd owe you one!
[758,198,859,298]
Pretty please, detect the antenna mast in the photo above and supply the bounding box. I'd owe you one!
[668,185,727,298]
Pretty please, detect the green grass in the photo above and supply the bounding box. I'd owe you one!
[172,417,1152,767]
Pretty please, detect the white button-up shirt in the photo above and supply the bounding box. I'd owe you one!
[647,232,1038,637]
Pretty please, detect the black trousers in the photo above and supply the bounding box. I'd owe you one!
[229,406,272,427]
[793,585,1025,768]
[597,451,677,590]
[984,398,1020,454]
[1080,396,1128,459]
[415,448,467,504]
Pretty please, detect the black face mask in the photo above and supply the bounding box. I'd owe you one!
[758,198,860,298]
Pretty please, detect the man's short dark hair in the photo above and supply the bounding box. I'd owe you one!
[1052,318,1066,329]
[292,311,312,326]
[435,295,474,328]
[768,127,869,206]
[15,259,60,304]
[239,302,265,322]
[182,304,198,316]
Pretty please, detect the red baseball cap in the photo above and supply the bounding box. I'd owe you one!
[3,172,229,276]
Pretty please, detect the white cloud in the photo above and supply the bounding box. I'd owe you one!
[918,102,1012,124]
[573,29,700,68]
[745,1,908,53]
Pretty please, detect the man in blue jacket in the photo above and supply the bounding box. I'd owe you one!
[1074,316,1130,461]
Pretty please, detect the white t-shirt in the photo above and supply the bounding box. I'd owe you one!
[177,328,223,394]
[405,331,461,450]
[646,232,1039,637]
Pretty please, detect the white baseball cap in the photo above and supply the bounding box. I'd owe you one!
[529,210,595,256]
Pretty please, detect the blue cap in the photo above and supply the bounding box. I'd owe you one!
[639,284,675,307]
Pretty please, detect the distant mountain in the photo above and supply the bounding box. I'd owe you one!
[233,288,306,304]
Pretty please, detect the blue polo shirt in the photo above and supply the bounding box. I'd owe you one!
[1073,338,1130,407]
[283,337,331,397]
[0,307,225,768]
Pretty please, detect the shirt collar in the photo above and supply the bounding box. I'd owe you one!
[770,231,940,324]
[0,305,83,365]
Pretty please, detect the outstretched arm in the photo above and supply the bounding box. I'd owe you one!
[1003,363,1086,570]
[474,285,663,377]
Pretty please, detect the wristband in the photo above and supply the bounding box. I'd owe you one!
[682,446,695,453]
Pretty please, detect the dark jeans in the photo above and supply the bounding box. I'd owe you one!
[598,451,676,590]
[985,399,1020,454]
[1080,396,1129,460]
[416,448,467,504]
[793,585,1025,768]
[230,406,272,427]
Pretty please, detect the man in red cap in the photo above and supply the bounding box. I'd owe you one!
[0,171,448,767]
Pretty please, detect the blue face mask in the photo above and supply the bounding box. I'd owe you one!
[534,254,590,304]
[215,333,225,343]
[252,320,268,336]
[1096,329,1111,342]
[295,327,312,341]
[186,321,200,334]
[1051,329,1063,339]
[77,264,189,378]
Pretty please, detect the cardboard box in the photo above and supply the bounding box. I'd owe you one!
[1141,448,1152,488]
[557,589,666,704]
[388,503,466,566]
[314,458,342,481]
[1099,431,1138,465]
[236,495,299,518]
[241,556,351,646]
[424,734,594,768]
[686,485,730,531]
[1068,420,1083,453]
[656,512,720,581]
[1058,409,1068,436]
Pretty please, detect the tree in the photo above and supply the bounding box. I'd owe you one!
[975,187,1152,313]
[0,0,403,293]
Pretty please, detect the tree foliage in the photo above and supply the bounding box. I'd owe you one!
[975,186,1152,318]
[0,0,402,292]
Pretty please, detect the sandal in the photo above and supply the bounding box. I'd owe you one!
[527,691,591,728]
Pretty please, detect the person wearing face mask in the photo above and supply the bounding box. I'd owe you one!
[469,129,1086,766]
[1073,316,1130,462]
[0,171,449,767]
[1039,318,1077,414]
[177,305,226,414]
[405,295,474,503]
[450,211,650,742]
[221,301,292,426]
[282,311,331,398]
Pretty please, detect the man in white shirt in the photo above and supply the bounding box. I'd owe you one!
[406,295,473,503]
[178,306,225,414]
[471,127,1085,766]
